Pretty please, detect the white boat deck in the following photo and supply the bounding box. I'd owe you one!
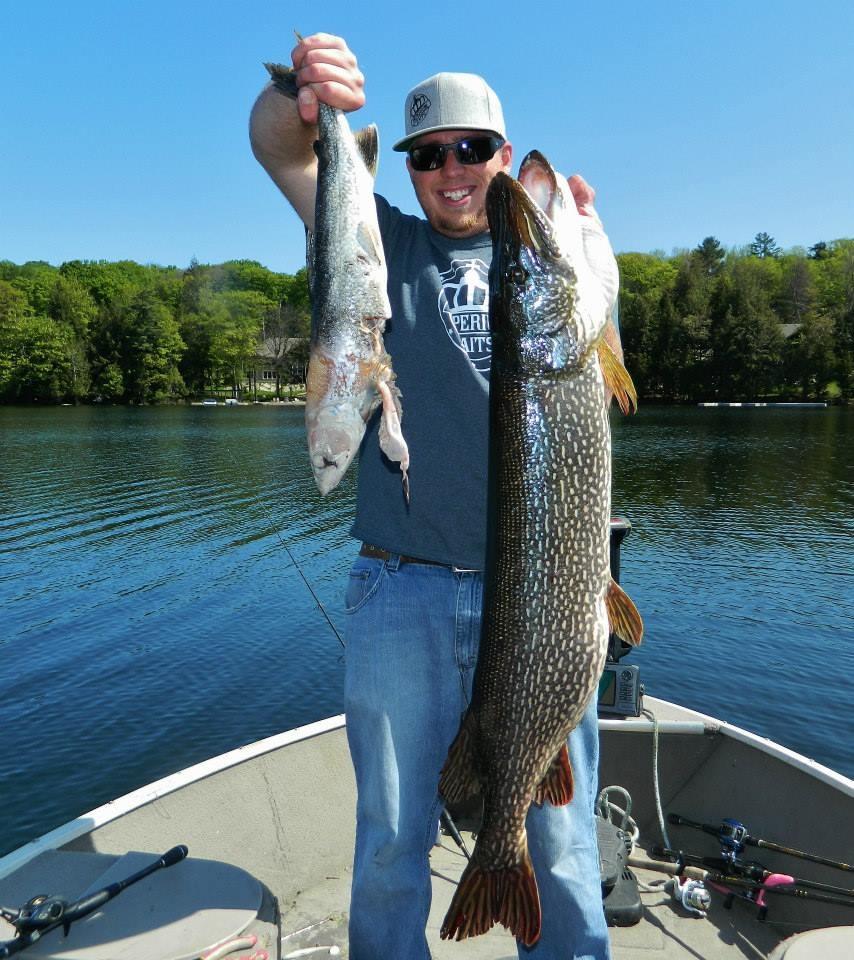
[1,699,852,959]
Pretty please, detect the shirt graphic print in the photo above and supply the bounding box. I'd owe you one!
[437,258,491,377]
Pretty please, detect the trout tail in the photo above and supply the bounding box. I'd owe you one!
[440,843,541,946]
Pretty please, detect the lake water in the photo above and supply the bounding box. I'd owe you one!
[1,404,852,857]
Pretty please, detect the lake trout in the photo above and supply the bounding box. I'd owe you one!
[439,151,640,945]
[264,62,409,497]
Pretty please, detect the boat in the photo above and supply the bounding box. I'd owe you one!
[2,525,852,959]
[1,695,852,959]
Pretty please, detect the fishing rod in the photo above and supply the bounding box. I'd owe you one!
[651,846,854,899]
[224,444,345,648]
[668,813,854,873]
[222,451,476,856]
[646,845,854,920]
[0,845,188,957]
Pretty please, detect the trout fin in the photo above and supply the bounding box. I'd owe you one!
[440,844,541,946]
[354,124,379,178]
[263,61,299,99]
[606,577,644,647]
[439,711,481,805]
[597,337,638,415]
[376,379,410,504]
[533,744,574,807]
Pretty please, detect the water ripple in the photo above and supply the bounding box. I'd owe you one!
[0,404,851,857]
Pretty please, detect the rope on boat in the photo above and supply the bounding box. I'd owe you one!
[644,707,673,851]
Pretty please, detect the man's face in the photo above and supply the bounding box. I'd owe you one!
[406,129,513,239]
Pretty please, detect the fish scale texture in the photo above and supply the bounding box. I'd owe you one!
[473,364,610,869]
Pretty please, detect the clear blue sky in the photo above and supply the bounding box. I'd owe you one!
[2,1,852,274]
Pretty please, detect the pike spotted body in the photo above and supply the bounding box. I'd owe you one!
[440,152,639,945]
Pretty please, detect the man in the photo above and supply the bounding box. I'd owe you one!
[250,33,612,960]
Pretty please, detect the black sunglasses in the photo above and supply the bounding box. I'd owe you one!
[408,136,505,172]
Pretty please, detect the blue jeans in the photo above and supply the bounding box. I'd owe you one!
[344,553,610,960]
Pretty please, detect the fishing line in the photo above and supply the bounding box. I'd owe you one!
[224,443,345,649]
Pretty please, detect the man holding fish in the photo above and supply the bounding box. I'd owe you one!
[250,31,626,960]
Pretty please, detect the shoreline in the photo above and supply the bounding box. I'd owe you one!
[189,399,306,407]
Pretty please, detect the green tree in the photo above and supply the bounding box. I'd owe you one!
[48,275,97,337]
[693,236,726,276]
[208,289,272,395]
[616,253,677,396]
[0,312,81,402]
[783,313,837,399]
[116,291,185,403]
[709,258,784,398]
[750,232,782,259]
[777,258,814,325]
[3,261,59,315]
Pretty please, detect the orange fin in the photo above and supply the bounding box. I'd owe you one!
[607,577,644,646]
[534,744,574,806]
[439,711,481,805]
[597,338,638,415]
[440,845,541,946]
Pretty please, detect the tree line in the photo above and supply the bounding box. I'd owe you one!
[1,233,852,404]
[618,235,853,402]
[0,258,311,404]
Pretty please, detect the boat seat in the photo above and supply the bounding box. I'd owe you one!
[0,850,279,960]
[768,925,854,958]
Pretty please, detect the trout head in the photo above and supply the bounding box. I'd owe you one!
[486,151,611,378]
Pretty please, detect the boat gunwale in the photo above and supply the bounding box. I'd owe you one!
[0,714,348,881]
[637,696,854,796]
[2,699,851,882]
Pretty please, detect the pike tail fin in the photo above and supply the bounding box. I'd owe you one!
[534,743,574,806]
[439,711,481,805]
[597,337,638,414]
[440,845,541,945]
[607,577,644,646]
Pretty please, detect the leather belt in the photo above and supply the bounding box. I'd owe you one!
[359,543,479,573]
[359,543,447,567]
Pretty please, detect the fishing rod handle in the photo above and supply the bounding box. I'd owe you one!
[667,813,721,839]
[69,845,189,918]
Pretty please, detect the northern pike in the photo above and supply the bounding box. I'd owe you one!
[265,62,409,497]
[439,152,641,945]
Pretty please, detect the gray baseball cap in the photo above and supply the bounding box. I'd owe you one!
[392,72,506,152]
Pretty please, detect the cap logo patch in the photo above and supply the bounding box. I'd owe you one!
[410,94,431,128]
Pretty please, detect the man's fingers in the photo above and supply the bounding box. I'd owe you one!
[567,174,596,216]
[296,86,319,124]
[297,61,364,104]
[288,33,365,115]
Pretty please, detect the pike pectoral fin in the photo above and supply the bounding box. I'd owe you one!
[597,337,638,415]
[376,378,411,504]
[533,744,574,807]
[440,844,541,946]
[439,711,481,804]
[606,577,644,646]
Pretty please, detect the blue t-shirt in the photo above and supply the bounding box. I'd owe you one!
[350,195,493,570]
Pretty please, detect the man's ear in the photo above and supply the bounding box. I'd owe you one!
[500,141,513,171]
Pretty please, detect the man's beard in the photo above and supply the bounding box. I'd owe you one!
[429,210,486,238]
